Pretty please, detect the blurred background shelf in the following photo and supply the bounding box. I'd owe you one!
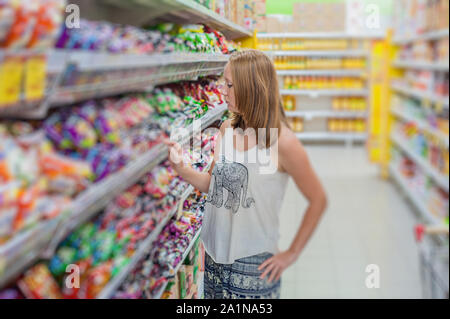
[393,29,450,45]
[391,83,449,108]
[393,60,449,71]
[280,89,369,97]
[391,107,449,147]
[295,132,367,142]
[257,32,385,39]
[277,70,365,77]
[391,133,449,192]
[286,110,367,119]
[0,103,227,290]
[266,50,369,57]
[389,164,445,226]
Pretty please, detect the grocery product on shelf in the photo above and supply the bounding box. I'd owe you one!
[0,0,65,50]
[392,120,449,178]
[393,0,449,40]
[274,57,366,70]
[0,128,218,299]
[282,95,295,111]
[328,118,366,133]
[282,76,365,90]
[257,38,355,51]
[397,38,449,62]
[0,77,224,271]
[391,94,449,138]
[115,190,207,299]
[391,147,449,224]
[332,97,367,111]
[395,70,449,99]
[287,117,303,133]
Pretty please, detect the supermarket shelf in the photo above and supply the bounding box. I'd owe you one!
[389,164,444,226]
[97,185,194,299]
[0,103,227,289]
[277,70,365,77]
[391,83,449,109]
[0,50,228,119]
[391,133,449,192]
[65,51,229,72]
[91,0,252,39]
[100,150,215,299]
[391,107,449,147]
[393,29,450,45]
[0,221,58,289]
[257,32,385,39]
[393,60,449,72]
[286,110,367,119]
[266,50,369,57]
[295,132,367,142]
[153,227,203,299]
[280,89,369,97]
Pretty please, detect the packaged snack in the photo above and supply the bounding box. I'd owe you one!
[18,263,63,299]
[63,114,98,150]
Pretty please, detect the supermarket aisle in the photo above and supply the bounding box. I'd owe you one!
[279,145,422,299]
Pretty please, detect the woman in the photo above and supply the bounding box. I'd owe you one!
[164,49,327,299]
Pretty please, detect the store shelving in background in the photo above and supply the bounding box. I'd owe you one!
[258,34,376,144]
[388,0,449,228]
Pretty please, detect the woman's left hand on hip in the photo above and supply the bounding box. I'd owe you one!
[258,250,298,283]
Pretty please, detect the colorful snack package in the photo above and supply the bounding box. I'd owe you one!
[63,114,98,150]
[18,263,63,299]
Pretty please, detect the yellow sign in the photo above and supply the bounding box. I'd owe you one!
[0,56,24,106]
[25,55,47,101]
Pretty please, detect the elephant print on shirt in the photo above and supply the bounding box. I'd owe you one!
[206,156,255,214]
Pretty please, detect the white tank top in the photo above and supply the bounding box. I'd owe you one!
[201,127,289,264]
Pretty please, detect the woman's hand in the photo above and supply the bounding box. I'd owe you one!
[258,250,298,283]
[163,139,186,173]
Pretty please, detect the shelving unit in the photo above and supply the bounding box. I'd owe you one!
[266,50,369,57]
[261,33,376,144]
[392,29,449,45]
[257,32,385,39]
[97,185,195,299]
[0,102,227,289]
[277,70,365,77]
[391,83,449,109]
[75,0,252,40]
[389,164,443,226]
[388,7,449,232]
[296,132,367,142]
[286,110,367,119]
[152,227,203,300]
[0,50,229,119]
[280,89,369,97]
[393,60,449,72]
[390,133,449,192]
[391,107,449,147]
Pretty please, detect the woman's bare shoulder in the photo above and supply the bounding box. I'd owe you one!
[278,124,307,157]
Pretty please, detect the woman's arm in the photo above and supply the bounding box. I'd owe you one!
[164,120,229,193]
[164,139,212,193]
[259,127,327,282]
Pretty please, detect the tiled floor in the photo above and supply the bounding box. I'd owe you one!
[278,145,423,299]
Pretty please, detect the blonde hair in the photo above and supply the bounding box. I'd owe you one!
[228,49,287,148]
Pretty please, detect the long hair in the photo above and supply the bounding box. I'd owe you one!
[228,49,288,148]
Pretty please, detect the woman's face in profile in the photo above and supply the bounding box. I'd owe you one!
[223,63,237,113]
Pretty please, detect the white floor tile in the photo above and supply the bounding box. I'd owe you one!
[279,145,425,299]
